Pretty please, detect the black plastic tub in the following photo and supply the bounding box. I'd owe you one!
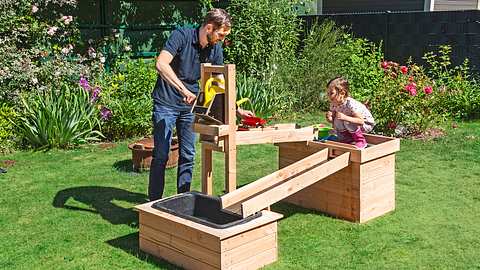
[151,191,262,229]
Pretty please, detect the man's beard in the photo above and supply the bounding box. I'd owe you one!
[206,32,216,46]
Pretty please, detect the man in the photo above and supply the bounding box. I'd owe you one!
[149,8,253,201]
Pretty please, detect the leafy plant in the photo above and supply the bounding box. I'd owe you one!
[0,103,17,153]
[423,45,480,119]
[225,0,301,79]
[15,84,103,150]
[98,58,156,140]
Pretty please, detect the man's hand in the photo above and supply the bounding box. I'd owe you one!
[236,108,255,119]
[180,89,196,105]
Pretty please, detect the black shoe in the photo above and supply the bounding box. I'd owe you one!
[177,183,191,194]
[0,168,6,173]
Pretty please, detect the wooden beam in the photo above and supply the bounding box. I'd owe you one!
[236,127,315,145]
[203,63,229,74]
[221,148,329,208]
[240,152,351,217]
[202,144,213,195]
[224,64,237,192]
[193,123,230,136]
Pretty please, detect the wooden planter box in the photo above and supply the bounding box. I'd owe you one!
[136,198,282,270]
[277,134,400,223]
[128,137,179,172]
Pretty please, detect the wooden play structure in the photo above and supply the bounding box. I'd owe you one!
[135,64,400,270]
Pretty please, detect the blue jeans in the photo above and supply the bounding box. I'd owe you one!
[148,105,196,201]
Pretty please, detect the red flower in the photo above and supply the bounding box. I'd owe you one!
[388,121,397,130]
[423,86,433,95]
[381,61,389,69]
[400,66,408,74]
[404,82,417,96]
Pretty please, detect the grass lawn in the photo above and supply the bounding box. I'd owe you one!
[1,114,479,269]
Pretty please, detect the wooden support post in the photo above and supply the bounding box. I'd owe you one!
[201,144,213,195]
[224,64,237,192]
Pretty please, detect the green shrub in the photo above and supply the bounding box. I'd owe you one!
[225,0,301,78]
[0,103,17,153]
[423,45,480,119]
[236,73,295,118]
[370,61,443,136]
[15,83,103,150]
[98,59,156,140]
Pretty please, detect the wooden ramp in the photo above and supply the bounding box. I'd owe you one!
[220,150,351,217]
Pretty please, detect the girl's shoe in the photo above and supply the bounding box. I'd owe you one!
[351,128,368,149]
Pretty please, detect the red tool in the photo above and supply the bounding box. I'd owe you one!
[238,116,267,131]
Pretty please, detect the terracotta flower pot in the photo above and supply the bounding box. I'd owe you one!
[128,137,179,172]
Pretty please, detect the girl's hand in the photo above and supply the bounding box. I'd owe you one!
[336,111,346,120]
[326,111,333,122]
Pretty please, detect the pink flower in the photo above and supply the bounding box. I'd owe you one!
[400,66,408,74]
[61,15,73,25]
[100,106,112,121]
[388,121,397,130]
[32,5,38,13]
[47,26,58,36]
[381,61,389,69]
[424,86,433,95]
[404,82,417,96]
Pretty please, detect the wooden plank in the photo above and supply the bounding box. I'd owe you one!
[140,236,219,270]
[361,139,400,163]
[241,152,351,217]
[203,64,229,74]
[141,224,221,267]
[222,232,276,268]
[364,134,397,145]
[221,149,329,208]
[138,210,222,251]
[236,127,315,145]
[224,64,237,193]
[202,145,214,195]
[228,247,277,270]
[194,123,229,136]
[311,141,361,162]
[220,222,276,252]
[201,140,224,152]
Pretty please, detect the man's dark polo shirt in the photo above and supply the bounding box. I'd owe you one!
[152,27,224,111]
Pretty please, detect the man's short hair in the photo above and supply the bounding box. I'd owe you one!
[203,8,232,29]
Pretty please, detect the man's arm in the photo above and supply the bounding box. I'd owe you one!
[156,50,196,104]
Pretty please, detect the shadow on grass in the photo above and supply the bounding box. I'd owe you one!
[106,232,180,269]
[271,202,330,219]
[52,186,148,226]
[113,159,135,173]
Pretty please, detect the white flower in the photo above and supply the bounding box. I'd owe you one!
[32,77,38,84]
[61,47,70,54]
[32,5,38,13]
[114,33,120,38]
[47,26,58,36]
[124,45,131,51]
[61,15,73,25]
[100,57,106,63]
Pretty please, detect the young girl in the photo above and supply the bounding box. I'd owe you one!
[325,77,375,149]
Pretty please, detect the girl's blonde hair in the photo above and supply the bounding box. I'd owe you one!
[327,77,350,98]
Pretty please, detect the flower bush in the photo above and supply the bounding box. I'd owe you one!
[369,60,443,136]
[96,59,156,140]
